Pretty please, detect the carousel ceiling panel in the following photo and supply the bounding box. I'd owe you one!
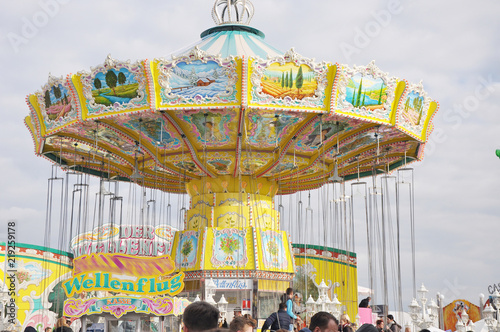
[170,108,239,149]
[245,110,306,149]
[104,112,183,151]
[61,122,138,157]
[240,153,274,176]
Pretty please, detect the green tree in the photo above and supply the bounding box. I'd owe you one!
[63,94,69,105]
[285,72,289,89]
[404,98,410,111]
[296,66,304,95]
[94,78,102,90]
[377,82,385,104]
[118,72,126,85]
[414,97,424,125]
[355,78,363,107]
[281,72,284,88]
[52,85,62,101]
[105,70,118,94]
[44,90,52,108]
[289,69,293,89]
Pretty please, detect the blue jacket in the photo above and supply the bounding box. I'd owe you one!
[286,298,297,319]
[262,309,292,332]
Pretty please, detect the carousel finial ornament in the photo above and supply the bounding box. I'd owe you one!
[212,0,254,25]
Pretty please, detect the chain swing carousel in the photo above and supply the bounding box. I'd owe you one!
[22,0,439,331]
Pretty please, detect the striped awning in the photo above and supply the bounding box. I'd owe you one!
[170,24,283,59]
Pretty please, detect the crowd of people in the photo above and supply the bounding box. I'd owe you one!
[24,318,73,332]
[180,288,412,332]
[181,300,338,332]
[22,290,422,332]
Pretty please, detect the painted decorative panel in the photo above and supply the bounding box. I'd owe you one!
[155,48,240,107]
[211,228,248,268]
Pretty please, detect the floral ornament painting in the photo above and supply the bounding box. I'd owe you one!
[177,231,199,268]
[261,230,288,269]
[211,228,248,268]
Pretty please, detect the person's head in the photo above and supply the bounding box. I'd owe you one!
[376,320,384,328]
[229,316,252,332]
[357,324,378,332]
[309,312,338,332]
[54,318,69,329]
[286,287,294,298]
[340,314,350,325]
[387,315,394,323]
[279,302,287,311]
[183,301,220,332]
[233,307,242,317]
[242,315,256,328]
[45,327,53,332]
[24,327,37,332]
[419,329,431,332]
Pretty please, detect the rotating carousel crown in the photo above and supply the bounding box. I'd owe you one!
[25,0,437,277]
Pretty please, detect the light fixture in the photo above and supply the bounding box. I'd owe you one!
[408,283,439,330]
[331,294,342,317]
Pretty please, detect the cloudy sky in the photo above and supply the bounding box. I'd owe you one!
[1,0,499,313]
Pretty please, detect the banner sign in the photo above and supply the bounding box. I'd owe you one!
[213,279,253,290]
[70,224,177,257]
[62,271,184,297]
[73,253,175,276]
[63,253,184,297]
[64,296,190,318]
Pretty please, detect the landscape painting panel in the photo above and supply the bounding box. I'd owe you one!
[401,91,425,126]
[43,83,74,121]
[92,68,139,106]
[345,73,387,109]
[169,60,229,98]
[260,63,317,100]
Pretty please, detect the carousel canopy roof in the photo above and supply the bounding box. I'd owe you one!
[25,0,438,195]
[171,25,282,59]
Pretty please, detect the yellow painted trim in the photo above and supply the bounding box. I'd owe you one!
[391,81,407,125]
[421,101,438,141]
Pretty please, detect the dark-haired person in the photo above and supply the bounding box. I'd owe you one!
[299,311,338,332]
[281,288,302,331]
[359,297,371,308]
[229,316,253,332]
[261,303,291,332]
[387,315,401,332]
[376,320,388,332]
[357,324,378,332]
[183,301,220,332]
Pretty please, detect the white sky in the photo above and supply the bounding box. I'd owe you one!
[1,0,499,312]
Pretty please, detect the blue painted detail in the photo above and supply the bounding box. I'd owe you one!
[173,26,283,59]
[242,33,270,59]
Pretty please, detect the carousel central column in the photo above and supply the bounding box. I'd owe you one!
[173,176,295,318]
[185,176,280,231]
